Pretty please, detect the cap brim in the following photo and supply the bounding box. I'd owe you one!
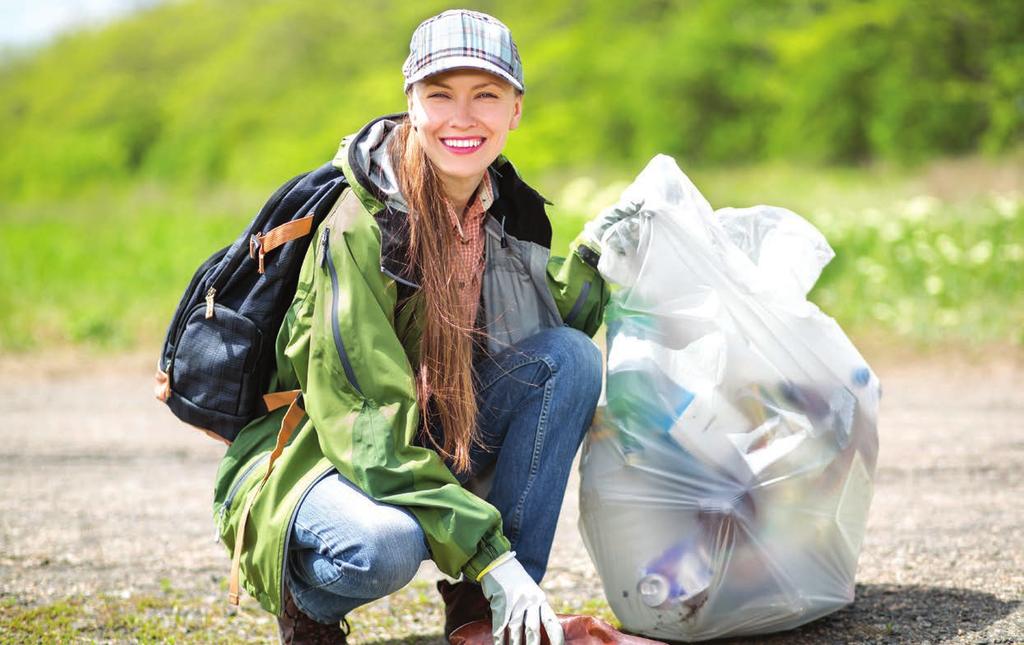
[404,56,524,93]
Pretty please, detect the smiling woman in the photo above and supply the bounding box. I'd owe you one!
[209,9,640,645]
[406,71,523,212]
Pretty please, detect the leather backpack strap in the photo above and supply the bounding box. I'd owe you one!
[228,389,305,606]
[249,214,316,274]
[263,389,301,412]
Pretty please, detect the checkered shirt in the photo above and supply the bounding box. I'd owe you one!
[445,174,494,328]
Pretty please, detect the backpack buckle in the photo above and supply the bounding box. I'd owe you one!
[249,234,266,274]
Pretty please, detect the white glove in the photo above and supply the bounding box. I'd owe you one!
[480,553,564,645]
[580,194,646,256]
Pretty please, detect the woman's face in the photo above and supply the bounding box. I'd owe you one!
[407,69,523,192]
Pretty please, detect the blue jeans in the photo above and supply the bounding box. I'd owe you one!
[285,326,603,624]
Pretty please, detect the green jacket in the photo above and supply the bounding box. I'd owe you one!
[212,113,607,616]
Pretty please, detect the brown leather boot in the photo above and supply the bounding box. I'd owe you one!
[278,584,350,644]
[437,578,491,641]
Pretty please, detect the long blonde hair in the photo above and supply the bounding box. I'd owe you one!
[389,119,480,474]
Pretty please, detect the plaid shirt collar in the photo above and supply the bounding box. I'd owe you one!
[445,171,495,241]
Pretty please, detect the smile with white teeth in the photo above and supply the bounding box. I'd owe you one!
[442,138,483,148]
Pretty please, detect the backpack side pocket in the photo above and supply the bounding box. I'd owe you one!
[167,304,264,435]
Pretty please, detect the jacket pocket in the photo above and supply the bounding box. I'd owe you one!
[319,226,364,396]
[219,453,270,520]
[214,451,270,545]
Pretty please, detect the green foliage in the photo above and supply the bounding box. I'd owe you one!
[0,0,1020,353]
[1,161,1020,353]
[810,196,1024,345]
[1,0,1022,199]
[0,186,246,351]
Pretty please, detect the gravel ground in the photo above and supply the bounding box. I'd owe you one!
[0,350,1021,643]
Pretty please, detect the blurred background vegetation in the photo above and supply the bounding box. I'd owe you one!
[0,0,1021,353]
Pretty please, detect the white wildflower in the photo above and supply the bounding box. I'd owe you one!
[967,240,993,265]
[900,195,940,223]
[590,180,631,215]
[914,240,937,264]
[862,207,884,228]
[935,234,961,263]
[1002,243,1024,262]
[991,192,1020,220]
[879,219,903,243]
[558,176,598,215]
[937,309,961,327]
[813,209,836,234]
[855,257,887,284]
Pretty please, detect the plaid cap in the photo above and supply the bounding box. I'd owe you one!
[403,9,524,93]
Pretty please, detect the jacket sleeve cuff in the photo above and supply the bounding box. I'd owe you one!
[461,529,512,582]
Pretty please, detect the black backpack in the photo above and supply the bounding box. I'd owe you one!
[155,162,348,444]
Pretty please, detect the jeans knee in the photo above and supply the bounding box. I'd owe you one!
[371,525,425,594]
[321,516,424,598]
[544,327,603,401]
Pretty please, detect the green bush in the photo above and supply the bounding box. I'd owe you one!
[1,0,1022,199]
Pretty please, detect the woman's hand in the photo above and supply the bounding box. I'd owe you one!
[581,195,646,256]
[480,553,564,645]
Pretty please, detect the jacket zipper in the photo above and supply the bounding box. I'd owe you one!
[320,228,364,395]
[280,465,335,609]
[214,452,270,541]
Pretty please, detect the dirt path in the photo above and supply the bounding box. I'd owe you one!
[0,351,1021,643]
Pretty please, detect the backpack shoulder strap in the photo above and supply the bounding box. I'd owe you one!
[248,215,315,275]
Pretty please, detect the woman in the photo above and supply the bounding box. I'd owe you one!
[212,9,634,645]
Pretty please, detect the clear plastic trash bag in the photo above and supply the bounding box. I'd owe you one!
[578,155,881,642]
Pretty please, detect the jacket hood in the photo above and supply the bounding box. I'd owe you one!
[335,112,409,213]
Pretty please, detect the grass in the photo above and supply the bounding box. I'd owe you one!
[0,184,248,353]
[1,155,1021,354]
[0,579,617,643]
[0,592,279,643]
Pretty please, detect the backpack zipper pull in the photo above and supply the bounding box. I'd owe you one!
[205,287,216,319]
[319,227,330,268]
